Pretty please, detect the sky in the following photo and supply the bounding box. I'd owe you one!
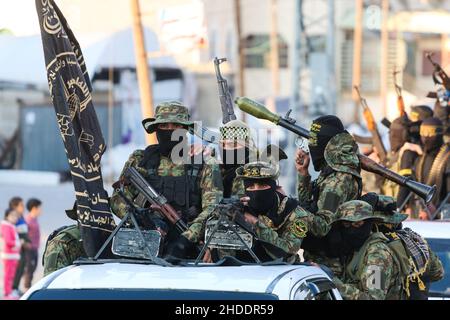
[0,0,40,35]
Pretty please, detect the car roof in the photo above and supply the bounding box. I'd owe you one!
[402,220,450,239]
[28,263,327,294]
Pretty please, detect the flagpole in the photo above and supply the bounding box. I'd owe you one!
[130,0,157,145]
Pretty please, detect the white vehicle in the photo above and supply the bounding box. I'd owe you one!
[402,220,450,300]
[21,259,342,300]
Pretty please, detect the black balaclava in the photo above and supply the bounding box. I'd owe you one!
[409,105,434,144]
[420,117,444,153]
[219,146,251,168]
[389,116,410,152]
[156,129,185,157]
[308,115,345,171]
[340,220,373,254]
[244,179,278,216]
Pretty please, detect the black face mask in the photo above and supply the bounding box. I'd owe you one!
[389,118,409,152]
[421,135,443,153]
[340,221,373,254]
[244,180,278,216]
[156,129,185,157]
[309,116,345,171]
[220,146,250,168]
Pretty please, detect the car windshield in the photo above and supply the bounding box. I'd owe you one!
[426,238,450,297]
[27,289,279,300]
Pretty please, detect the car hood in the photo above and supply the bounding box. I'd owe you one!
[30,263,324,294]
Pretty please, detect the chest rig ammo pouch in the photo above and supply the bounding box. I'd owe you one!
[138,145,203,221]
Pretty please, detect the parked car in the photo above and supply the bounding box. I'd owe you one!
[403,220,450,300]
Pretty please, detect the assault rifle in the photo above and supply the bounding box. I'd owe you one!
[214,57,237,124]
[235,97,436,204]
[354,85,387,162]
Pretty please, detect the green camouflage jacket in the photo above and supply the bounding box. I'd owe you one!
[297,132,361,215]
[43,225,86,276]
[298,132,361,276]
[254,197,310,259]
[333,232,402,300]
[109,149,222,222]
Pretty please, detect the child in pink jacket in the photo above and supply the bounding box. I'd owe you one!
[1,208,21,299]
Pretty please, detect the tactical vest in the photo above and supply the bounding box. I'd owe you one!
[384,232,430,300]
[300,166,362,256]
[138,145,203,220]
[347,232,428,300]
[344,232,403,300]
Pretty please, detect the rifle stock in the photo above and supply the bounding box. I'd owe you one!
[235,97,436,203]
[353,86,387,162]
[393,68,406,117]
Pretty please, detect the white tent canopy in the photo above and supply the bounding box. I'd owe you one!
[0,27,177,87]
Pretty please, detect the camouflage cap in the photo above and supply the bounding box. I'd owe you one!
[335,200,381,223]
[235,161,279,180]
[374,211,408,225]
[142,101,194,134]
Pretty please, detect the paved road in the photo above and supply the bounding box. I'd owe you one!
[0,181,115,299]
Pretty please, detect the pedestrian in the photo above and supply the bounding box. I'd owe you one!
[9,197,31,296]
[23,198,42,291]
[1,209,21,299]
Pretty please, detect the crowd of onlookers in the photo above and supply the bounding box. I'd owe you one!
[0,197,42,300]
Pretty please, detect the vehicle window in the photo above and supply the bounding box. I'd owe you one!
[426,238,450,296]
[27,289,279,300]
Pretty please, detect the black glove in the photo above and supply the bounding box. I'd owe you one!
[361,192,379,210]
[166,235,196,259]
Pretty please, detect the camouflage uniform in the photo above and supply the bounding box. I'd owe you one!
[42,225,86,276]
[373,203,444,299]
[331,200,402,300]
[298,132,361,275]
[234,162,311,261]
[182,120,256,242]
[109,102,222,253]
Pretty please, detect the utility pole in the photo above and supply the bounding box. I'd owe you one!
[287,0,304,196]
[352,0,364,123]
[130,0,156,145]
[234,0,246,121]
[270,0,280,97]
[327,0,336,115]
[380,0,389,117]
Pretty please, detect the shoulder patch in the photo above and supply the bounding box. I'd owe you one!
[290,219,308,238]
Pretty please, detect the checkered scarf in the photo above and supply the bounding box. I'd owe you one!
[396,228,430,272]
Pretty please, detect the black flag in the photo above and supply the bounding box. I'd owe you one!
[36,0,116,257]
